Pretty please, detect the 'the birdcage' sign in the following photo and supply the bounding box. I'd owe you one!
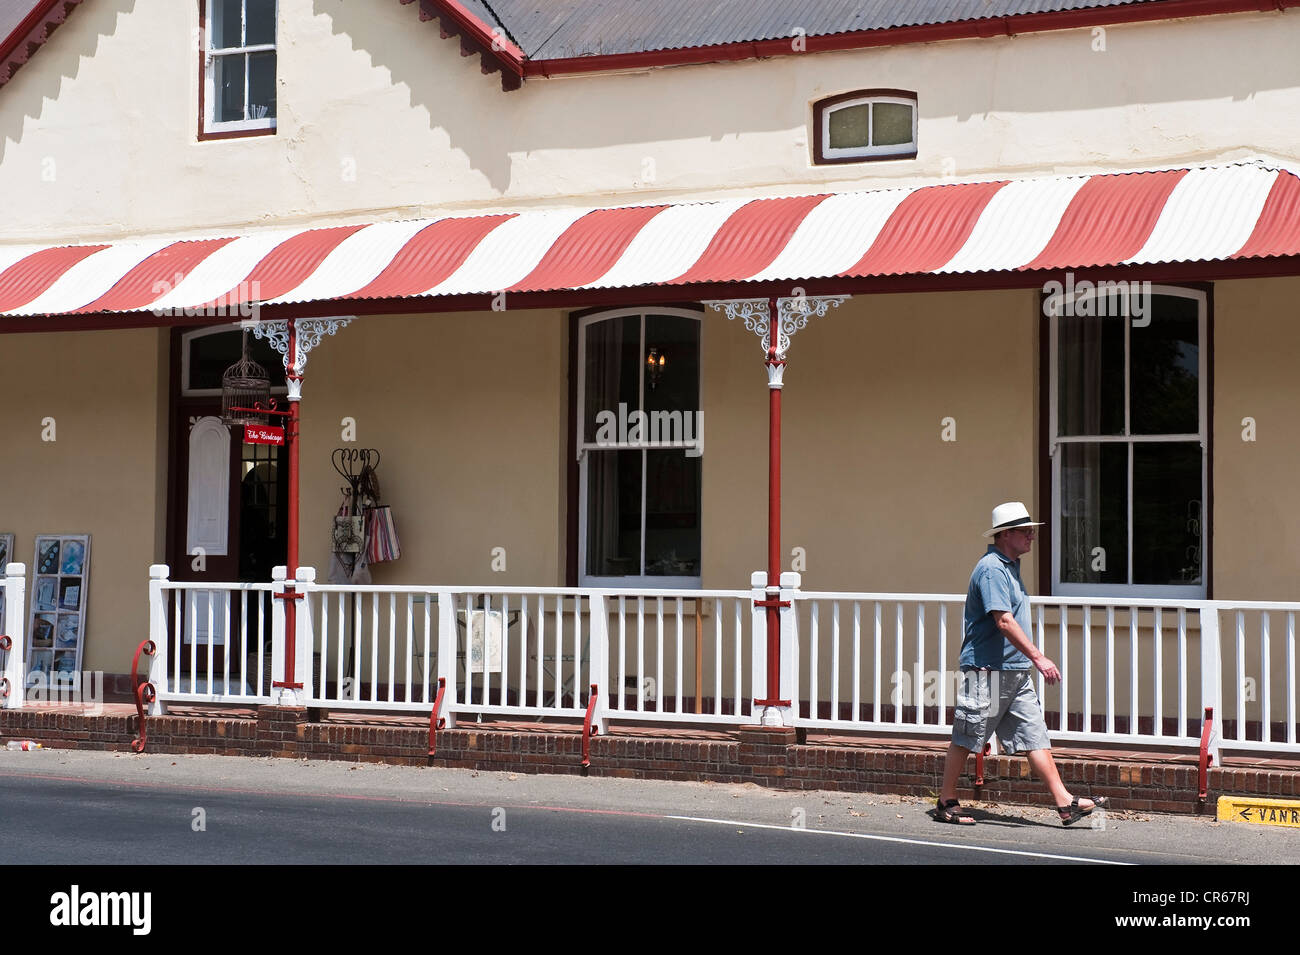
[244,424,285,445]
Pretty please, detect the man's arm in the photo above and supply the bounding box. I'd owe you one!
[993,611,1061,683]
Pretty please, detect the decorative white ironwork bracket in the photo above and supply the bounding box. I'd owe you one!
[250,316,354,400]
[704,295,848,388]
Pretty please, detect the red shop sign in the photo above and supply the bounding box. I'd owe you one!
[244,424,285,446]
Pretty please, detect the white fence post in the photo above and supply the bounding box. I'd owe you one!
[750,570,799,727]
[779,572,801,727]
[437,590,458,729]
[3,563,27,710]
[1199,602,1223,765]
[296,566,316,703]
[269,566,292,705]
[147,564,170,715]
[750,571,767,722]
[588,594,609,734]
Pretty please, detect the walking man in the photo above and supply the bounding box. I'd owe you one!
[935,502,1107,826]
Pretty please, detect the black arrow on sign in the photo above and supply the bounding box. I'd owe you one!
[1238,807,1253,821]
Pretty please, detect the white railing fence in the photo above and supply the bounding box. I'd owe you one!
[794,593,965,734]
[1212,603,1299,751]
[1027,598,1213,750]
[138,566,1300,756]
[154,567,754,729]
[2,563,27,710]
[603,591,753,724]
[147,564,275,704]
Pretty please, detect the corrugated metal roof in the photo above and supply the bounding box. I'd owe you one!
[455,0,1166,60]
[1,159,1296,318]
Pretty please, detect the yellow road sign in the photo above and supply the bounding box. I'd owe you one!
[1216,795,1300,828]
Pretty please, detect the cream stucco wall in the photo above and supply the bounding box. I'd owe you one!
[0,327,167,673]
[297,290,1043,598]
[702,290,1042,596]
[0,1,1296,243]
[1211,275,1300,601]
[296,308,567,588]
[4,277,1299,680]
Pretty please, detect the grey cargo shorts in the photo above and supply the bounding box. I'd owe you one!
[951,669,1051,754]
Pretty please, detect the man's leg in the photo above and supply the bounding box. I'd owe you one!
[939,742,971,804]
[1024,747,1100,811]
[1024,748,1070,805]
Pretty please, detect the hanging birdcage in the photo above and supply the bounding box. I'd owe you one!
[221,329,273,427]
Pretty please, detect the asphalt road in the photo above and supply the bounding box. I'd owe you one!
[0,749,1293,866]
[1,750,1288,938]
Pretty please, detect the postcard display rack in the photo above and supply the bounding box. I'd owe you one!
[27,535,90,686]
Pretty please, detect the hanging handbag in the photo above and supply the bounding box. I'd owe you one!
[364,505,401,563]
[331,492,364,554]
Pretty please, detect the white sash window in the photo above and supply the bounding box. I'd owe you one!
[1049,285,1208,598]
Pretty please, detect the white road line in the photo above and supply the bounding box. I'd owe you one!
[664,815,1133,865]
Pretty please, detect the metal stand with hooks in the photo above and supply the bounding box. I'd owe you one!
[331,448,381,686]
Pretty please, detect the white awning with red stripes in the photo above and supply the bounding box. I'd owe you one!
[1,158,1297,318]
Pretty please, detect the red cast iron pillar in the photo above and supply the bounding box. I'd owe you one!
[251,316,354,700]
[283,319,302,689]
[705,294,848,722]
[762,296,784,709]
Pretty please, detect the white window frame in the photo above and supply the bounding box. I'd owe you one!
[1049,285,1208,599]
[577,307,703,590]
[181,324,287,398]
[203,0,277,135]
[819,94,917,162]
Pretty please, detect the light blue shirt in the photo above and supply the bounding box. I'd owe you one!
[959,545,1032,670]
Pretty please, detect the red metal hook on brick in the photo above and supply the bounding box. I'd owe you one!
[427,677,447,757]
[581,684,599,768]
[974,742,991,787]
[1197,706,1214,801]
[130,639,156,753]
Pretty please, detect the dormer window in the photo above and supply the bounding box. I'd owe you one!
[200,0,277,139]
[813,90,917,164]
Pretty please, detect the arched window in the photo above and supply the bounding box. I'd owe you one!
[813,89,918,164]
[577,308,703,587]
[180,324,284,397]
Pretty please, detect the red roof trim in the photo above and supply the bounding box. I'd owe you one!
[424,0,524,72]
[518,0,1300,79]
[0,0,83,89]
[402,0,523,89]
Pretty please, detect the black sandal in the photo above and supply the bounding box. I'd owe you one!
[1057,795,1109,826]
[935,798,976,825]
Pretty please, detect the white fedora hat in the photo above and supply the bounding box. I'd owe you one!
[983,501,1043,538]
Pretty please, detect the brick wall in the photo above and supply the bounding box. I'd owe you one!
[2,708,1295,814]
